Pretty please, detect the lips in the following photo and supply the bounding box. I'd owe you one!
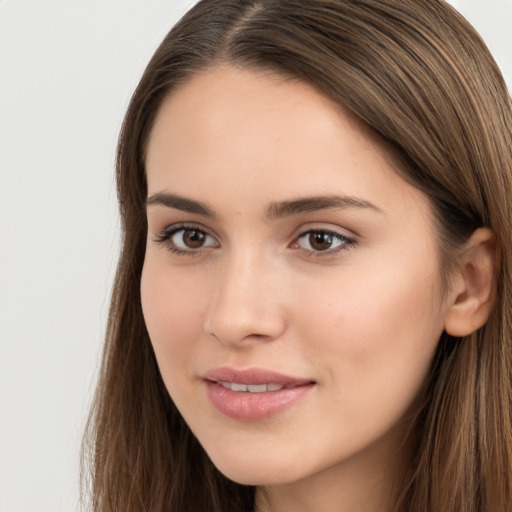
[203,367,315,421]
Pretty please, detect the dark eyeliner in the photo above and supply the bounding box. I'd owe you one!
[293,229,357,257]
[153,223,214,256]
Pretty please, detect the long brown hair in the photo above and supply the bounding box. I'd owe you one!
[82,1,512,510]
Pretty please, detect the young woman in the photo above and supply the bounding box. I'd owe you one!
[82,1,512,510]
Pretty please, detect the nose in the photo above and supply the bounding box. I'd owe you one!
[203,250,287,348]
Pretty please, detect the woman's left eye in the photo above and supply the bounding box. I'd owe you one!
[293,230,355,254]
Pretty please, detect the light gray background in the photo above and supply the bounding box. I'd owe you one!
[0,1,510,511]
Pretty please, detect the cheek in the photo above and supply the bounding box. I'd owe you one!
[295,255,445,412]
[140,258,208,383]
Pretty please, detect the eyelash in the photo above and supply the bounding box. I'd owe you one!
[153,223,219,256]
[292,229,356,257]
[153,224,357,258]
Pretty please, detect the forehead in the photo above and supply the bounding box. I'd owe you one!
[145,65,431,223]
[147,66,363,158]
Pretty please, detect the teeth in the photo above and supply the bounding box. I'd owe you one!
[218,381,285,393]
[247,384,267,393]
[267,383,285,391]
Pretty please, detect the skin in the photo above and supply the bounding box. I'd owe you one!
[141,66,453,512]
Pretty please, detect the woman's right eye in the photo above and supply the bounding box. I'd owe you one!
[155,226,219,255]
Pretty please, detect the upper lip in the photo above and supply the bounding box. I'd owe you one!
[204,366,314,386]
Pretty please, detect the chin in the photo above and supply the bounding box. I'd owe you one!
[205,447,306,486]
[216,465,296,487]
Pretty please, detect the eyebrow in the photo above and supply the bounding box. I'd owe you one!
[146,192,217,217]
[146,192,381,219]
[265,195,382,219]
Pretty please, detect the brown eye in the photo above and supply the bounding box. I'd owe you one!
[167,227,218,252]
[295,229,354,254]
[182,229,206,248]
[308,231,334,251]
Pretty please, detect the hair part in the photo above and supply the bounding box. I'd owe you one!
[82,1,512,510]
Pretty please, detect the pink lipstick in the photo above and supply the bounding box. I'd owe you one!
[204,367,315,421]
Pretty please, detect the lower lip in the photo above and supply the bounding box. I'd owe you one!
[205,381,314,421]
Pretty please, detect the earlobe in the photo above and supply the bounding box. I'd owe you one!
[444,228,497,337]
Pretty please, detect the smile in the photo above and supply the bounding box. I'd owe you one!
[216,381,289,393]
[203,367,315,421]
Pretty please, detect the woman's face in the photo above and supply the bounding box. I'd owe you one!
[142,66,449,496]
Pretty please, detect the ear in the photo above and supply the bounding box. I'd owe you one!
[444,227,496,337]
